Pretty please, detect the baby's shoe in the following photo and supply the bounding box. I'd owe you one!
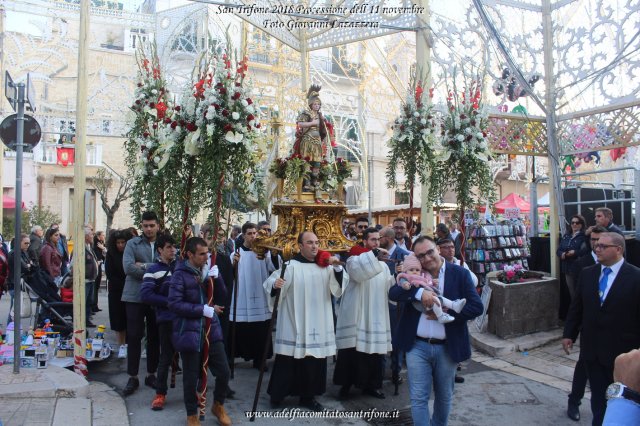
[451,299,466,313]
[437,312,455,324]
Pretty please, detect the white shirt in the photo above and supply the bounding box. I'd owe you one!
[387,243,397,258]
[395,238,408,251]
[600,258,624,302]
[451,257,478,287]
[414,259,447,340]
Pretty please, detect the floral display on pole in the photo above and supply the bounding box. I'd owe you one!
[386,75,439,227]
[430,71,495,265]
[125,40,265,419]
[125,43,175,225]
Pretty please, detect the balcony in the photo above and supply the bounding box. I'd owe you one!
[29,143,103,166]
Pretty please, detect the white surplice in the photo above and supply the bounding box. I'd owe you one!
[230,247,275,322]
[263,258,348,359]
[336,250,393,354]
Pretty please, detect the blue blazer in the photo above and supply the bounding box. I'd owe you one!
[388,262,483,363]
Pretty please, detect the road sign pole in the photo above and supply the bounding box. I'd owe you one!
[12,82,24,374]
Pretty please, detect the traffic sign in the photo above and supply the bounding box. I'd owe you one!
[4,71,16,111]
[0,114,41,151]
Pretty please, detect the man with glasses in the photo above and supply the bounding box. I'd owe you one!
[393,217,412,251]
[563,232,640,426]
[334,227,393,400]
[389,236,482,426]
[355,217,369,237]
[265,231,347,411]
[563,225,607,421]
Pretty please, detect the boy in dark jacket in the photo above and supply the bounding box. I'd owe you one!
[168,237,231,426]
[140,234,177,411]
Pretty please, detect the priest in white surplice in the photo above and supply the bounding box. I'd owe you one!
[334,227,393,400]
[230,223,276,369]
[263,231,348,412]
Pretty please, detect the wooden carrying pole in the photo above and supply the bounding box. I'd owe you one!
[72,0,90,377]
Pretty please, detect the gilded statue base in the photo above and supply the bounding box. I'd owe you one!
[253,201,354,261]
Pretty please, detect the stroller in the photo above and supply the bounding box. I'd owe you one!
[21,268,73,336]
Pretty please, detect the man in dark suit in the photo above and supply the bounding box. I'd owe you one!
[379,226,410,389]
[389,236,483,426]
[565,225,606,421]
[563,232,640,426]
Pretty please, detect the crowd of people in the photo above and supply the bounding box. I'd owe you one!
[0,205,638,426]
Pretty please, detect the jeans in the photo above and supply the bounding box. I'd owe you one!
[181,341,230,416]
[156,321,175,395]
[7,289,14,324]
[85,280,94,319]
[406,340,457,426]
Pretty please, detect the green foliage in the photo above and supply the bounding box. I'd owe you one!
[386,76,439,193]
[2,204,61,240]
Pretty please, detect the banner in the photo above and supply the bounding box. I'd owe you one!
[57,147,75,167]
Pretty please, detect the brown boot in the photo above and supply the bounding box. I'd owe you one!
[186,414,201,426]
[211,401,232,426]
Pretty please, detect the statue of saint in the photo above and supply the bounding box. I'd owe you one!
[292,85,335,192]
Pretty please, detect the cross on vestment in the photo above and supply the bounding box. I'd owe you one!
[309,329,319,341]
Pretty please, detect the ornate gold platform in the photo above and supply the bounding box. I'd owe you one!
[253,201,355,261]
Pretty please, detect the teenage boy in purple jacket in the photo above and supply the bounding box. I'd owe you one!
[168,237,231,426]
[140,234,177,411]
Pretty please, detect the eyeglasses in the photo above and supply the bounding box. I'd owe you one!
[439,245,454,250]
[570,221,582,225]
[415,248,437,259]
[357,225,368,229]
[593,244,619,251]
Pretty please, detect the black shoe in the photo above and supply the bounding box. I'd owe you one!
[299,397,323,412]
[86,321,96,328]
[455,375,465,383]
[364,388,386,399]
[226,387,236,399]
[144,374,157,389]
[123,377,139,396]
[567,403,580,421]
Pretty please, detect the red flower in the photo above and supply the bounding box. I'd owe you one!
[143,132,150,138]
[222,109,229,117]
[170,121,178,129]
[218,87,227,95]
[255,123,261,128]
[174,106,181,111]
[247,98,253,105]
[156,102,168,119]
[224,124,233,132]
[186,122,198,132]
[194,80,205,99]
[163,117,171,124]
[232,92,241,100]
[247,114,255,121]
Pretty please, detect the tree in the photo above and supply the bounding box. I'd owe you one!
[2,204,61,241]
[92,165,132,235]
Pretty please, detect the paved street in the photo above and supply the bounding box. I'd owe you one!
[1,285,595,425]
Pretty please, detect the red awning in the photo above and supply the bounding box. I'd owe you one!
[494,193,531,213]
[3,195,25,210]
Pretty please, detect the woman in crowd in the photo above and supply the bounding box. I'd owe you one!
[106,229,133,358]
[40,228,63,285]
[556,214,589,302]
[6,234,35,323]
[92,230,107,312]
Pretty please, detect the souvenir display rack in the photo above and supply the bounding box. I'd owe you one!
[465,220,530,287]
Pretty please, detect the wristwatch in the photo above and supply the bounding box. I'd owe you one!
[606,382,640,404]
